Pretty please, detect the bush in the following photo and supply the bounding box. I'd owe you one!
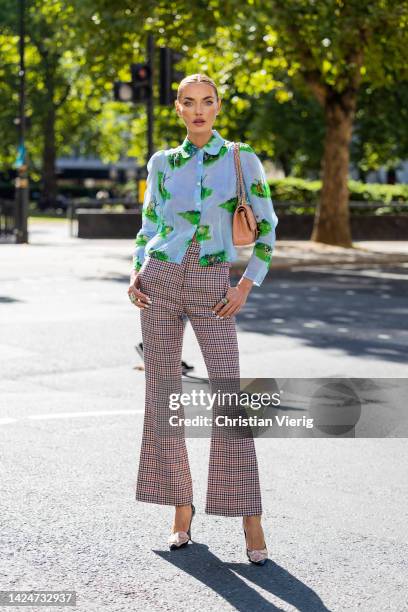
[269,178,408,214]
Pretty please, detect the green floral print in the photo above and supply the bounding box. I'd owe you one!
[195,224,212,241]
[178,210,201,225]
[158,171,171,201]
[257,219,273,236]
[132,128,278,286]
[148,249,170,261]
[254,242,273,263]
[219,196,239,213]
[158,224,174,238]
[199,250,229,266]
[143,197,160,224]
[135,233,150,247]
[250,179,271,199]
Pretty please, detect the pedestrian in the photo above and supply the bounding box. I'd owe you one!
[128,73,278,565]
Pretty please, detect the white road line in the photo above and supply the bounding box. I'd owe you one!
[296,267,408,281]
[0,418,18,425]
[0,409,144,426]
[28,409,145,420]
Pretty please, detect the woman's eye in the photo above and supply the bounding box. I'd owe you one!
[183,101,213,106]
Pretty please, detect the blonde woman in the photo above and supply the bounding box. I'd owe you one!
[128,74,278,565]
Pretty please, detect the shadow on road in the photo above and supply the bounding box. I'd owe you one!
[155,542,331,611]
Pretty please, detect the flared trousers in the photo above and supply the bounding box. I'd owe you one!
[135,235,262,516]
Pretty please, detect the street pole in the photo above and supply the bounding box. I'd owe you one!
[15,0,29,243]
[146,33,154,162]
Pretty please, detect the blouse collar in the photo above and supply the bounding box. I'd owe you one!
[180,128,225,159]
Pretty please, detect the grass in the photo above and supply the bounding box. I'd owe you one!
[29,216,68,222]
[28,209,67,221]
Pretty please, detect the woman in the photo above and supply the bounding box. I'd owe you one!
[128,73,278,565]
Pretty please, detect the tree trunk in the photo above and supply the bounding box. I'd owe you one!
[386,168,396,184]
[312,93,355,246]
[279,153,291,177]
[41,101,57,208]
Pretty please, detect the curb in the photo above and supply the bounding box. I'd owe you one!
[231,253,408,274]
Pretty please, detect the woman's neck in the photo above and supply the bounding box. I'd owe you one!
[187,129,213,149]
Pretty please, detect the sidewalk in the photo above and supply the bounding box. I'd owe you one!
[2,219,408,272]
[233,239,408,272]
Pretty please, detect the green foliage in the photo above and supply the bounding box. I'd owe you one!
[0,0,407,189]
[269,177,321,204]
[269,177,408,213]
[352,81,408,175]
[347,179,408,204]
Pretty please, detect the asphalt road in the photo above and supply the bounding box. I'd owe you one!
[0,221,407,611]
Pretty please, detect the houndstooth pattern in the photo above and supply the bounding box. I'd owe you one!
[135,235,263,516]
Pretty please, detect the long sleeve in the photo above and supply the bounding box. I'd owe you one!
[239,149,279,287]
[132,150,164,271]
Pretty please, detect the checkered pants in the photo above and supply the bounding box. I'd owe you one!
[135,236,262,516]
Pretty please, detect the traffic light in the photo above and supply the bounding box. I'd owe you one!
[113,63,152,104]
[131,63,152,103]
[159,47,185,105]
[113,81,134,103]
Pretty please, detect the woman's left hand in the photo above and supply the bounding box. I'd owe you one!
[212,285,251,319]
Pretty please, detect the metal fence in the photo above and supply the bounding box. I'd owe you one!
[0,199,15,239]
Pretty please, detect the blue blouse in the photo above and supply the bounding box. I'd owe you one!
[132,128,278,286]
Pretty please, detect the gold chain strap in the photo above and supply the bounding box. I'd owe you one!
[231,141,260,245]
[233,143,247,205]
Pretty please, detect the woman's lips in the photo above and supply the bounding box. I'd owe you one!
[193,120,205,124]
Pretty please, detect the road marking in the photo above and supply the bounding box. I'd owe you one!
[0,409,144,426]
[297,267,408,281]
[28,409,145,420]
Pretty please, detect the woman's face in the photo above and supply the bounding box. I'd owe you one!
[175,82,221,134]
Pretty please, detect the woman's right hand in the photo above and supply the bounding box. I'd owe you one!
[128,271,152,309]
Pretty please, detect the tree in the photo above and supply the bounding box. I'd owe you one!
[142,0,408,245]
[1,0,406,229]
[351,81,408,181]
[247,0,408,245]
[0,0,155,203]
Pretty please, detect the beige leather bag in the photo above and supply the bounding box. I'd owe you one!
[232,142,259,245]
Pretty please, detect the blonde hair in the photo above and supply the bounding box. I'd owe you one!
[177,73,219,102]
